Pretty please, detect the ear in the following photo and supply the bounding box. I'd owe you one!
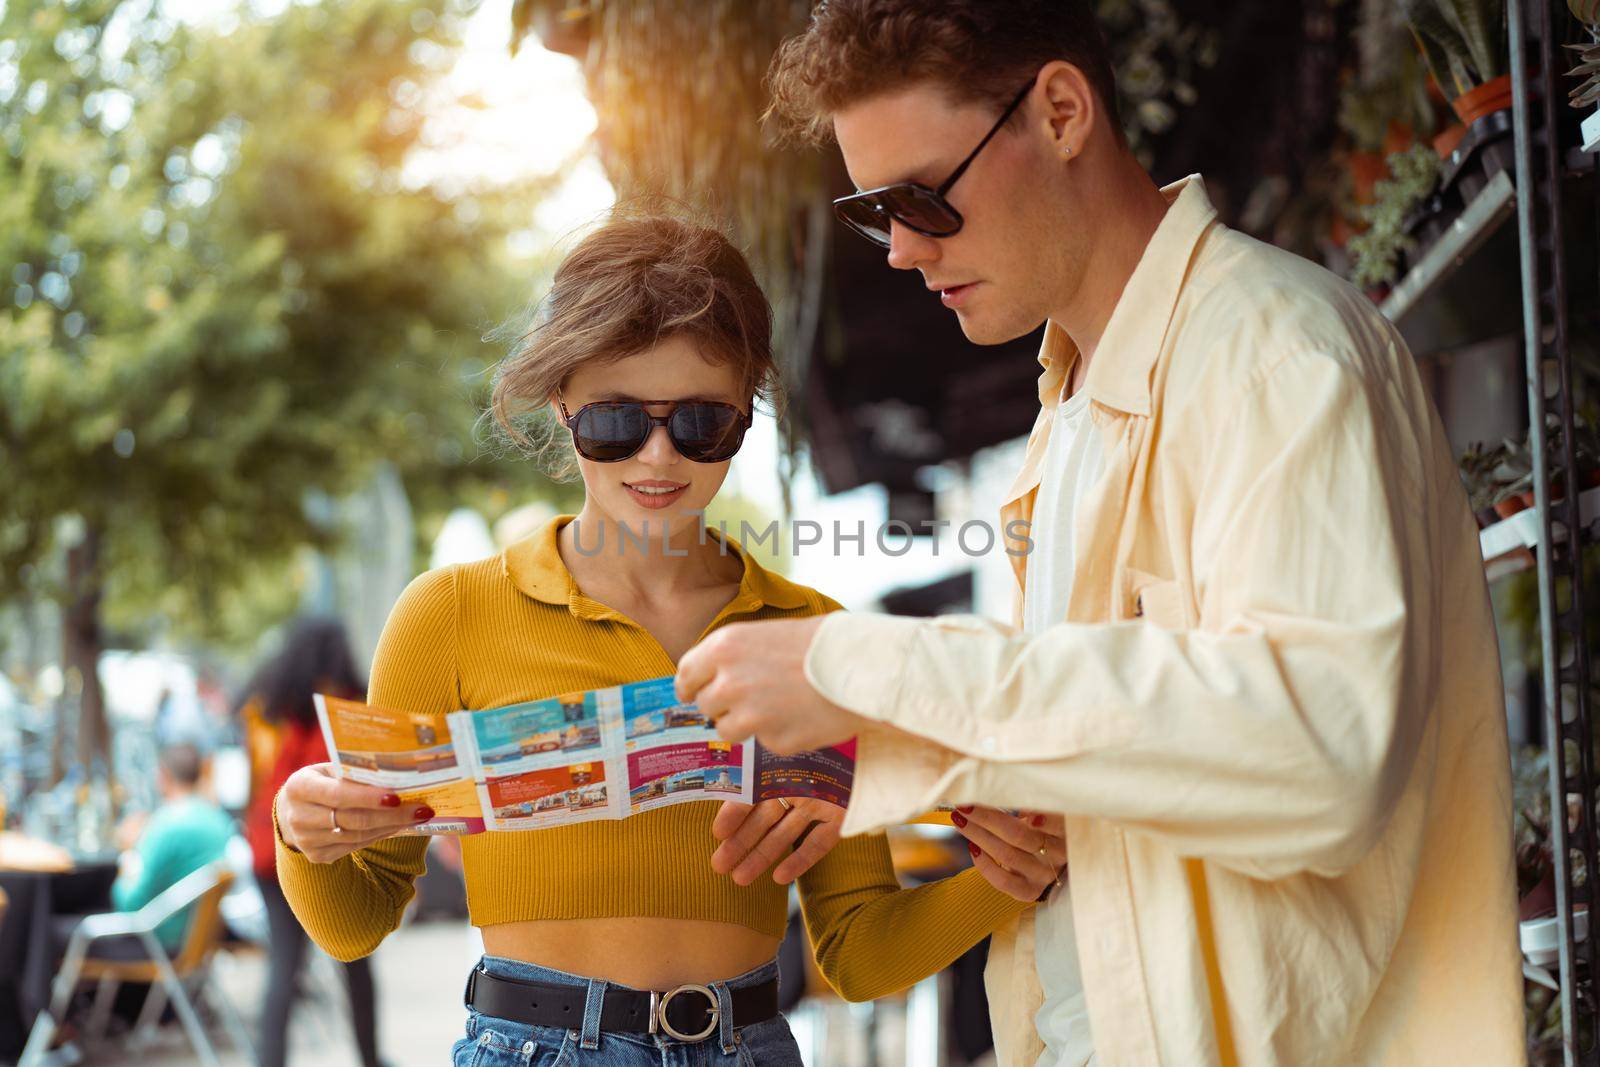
[1034,60,1096,159]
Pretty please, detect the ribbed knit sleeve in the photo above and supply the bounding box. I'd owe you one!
[798,832,1033,1001]
[274,566,458,961]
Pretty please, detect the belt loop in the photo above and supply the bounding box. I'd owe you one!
[715,980,736,1054]
[579,978,607,1050]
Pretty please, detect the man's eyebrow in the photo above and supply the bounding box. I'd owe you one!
[857,156,953,191]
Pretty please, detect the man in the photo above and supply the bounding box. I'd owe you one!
[676,2,1524,1064]
[110,743,234,951]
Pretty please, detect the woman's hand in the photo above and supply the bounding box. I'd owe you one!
[952,807,1067,903]
[710,797,845,886]
[277,763,433,864]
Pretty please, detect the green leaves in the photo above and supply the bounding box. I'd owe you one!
[3,0,559,649]
[1400,0,1507,97]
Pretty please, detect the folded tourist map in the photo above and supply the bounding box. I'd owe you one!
[313,677,856,834]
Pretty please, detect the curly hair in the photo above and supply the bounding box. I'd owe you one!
[240,616,364,729]
[767,0,1122,145]
[492,212,777,479]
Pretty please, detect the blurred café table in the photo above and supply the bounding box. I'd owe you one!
[0,832,119,1059]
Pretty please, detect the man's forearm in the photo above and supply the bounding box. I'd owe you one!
[810,606,1421,882]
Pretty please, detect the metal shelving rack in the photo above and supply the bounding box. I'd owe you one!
[1378,1,1597,1060]
[1509,0,1600,1061]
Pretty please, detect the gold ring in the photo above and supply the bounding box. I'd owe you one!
[330,808,343,834]
[777,798,794,812]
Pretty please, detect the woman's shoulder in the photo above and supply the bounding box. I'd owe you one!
[736,556,845,618]
[389,564,460,625]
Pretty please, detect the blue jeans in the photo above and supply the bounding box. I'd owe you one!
[450,955,805,1066]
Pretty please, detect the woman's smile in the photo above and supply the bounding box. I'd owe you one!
[623,478,690,509]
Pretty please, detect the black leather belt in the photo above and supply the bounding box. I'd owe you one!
[464,965,780,1044]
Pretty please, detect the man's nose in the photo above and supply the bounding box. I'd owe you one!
[886,220,938,272]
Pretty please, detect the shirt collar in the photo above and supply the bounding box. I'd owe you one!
[503,514,809,616]
[1034,174,1218,417]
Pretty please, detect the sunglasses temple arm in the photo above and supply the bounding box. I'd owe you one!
[937,81,1034,197]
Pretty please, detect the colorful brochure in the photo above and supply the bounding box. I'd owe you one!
[314,676,856,835]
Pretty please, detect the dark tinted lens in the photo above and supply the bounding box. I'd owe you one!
[835,186,963,246]
[834,196,893,247]
[571,403,649,462]
[669,403,746,463]
[881,185,962,236]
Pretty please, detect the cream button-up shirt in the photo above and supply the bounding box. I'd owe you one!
[805,176,1525,1067]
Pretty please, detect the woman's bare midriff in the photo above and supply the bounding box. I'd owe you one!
[481,917,782,990]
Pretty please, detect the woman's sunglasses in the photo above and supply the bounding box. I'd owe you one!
[558,398,753,464]
[832,80,1034,248]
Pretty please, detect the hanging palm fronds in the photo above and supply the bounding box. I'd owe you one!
[509,1,822,470]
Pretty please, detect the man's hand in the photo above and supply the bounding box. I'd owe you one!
[953,807,1068,903]
[277,763,433,864]
[676,617,865,754]
[710,798,845,885]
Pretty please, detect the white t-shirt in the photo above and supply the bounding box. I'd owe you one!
[1022,383,1104,1067]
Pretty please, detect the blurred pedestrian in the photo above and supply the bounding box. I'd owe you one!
[239,618,386,1067]
[48,743,234,1029]
[109,743,234,942]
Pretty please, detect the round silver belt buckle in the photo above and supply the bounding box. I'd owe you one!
[652,983,720,1043]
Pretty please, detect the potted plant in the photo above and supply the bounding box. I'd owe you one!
[1495,436,1537,517]
[1569,0,1600,154]
[1333,6,1442,250]
[1460,440,1511,527]
[1401,0,1515,184]
[1347,143,1441,292]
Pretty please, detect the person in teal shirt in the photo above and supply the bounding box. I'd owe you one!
[111,743,235,950]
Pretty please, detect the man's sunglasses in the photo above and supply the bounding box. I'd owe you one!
[558,398,753,464]
[833,80,1034,248]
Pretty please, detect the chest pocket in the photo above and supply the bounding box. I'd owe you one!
[1125,568,1189,629]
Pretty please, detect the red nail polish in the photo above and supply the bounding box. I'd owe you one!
[1032,814,1045,828]
[381,793,401,808]
[950,811,968,828]
[968,841,981,858]
[414,806,435,822]
[956,805,974,814]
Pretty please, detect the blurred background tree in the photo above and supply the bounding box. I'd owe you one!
[1,0,566,784]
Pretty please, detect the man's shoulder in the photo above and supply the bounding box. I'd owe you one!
[1169,224,1400,393]
[143,798,229,850]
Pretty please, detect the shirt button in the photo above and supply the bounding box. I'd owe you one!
[981,735,998,753]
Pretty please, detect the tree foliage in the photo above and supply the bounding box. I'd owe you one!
[2,0,562,650]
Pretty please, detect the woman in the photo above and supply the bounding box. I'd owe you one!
[273,215,1068,1065]
[240,617,388,1067]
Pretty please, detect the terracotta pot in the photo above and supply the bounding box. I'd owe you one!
[1348,150,1386,204]
[1452,74,1513,126]
[1329,214,1354,249]
[1433,123,1468,159]
[1383,120,1416,157]
[1494,495,1531,519]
